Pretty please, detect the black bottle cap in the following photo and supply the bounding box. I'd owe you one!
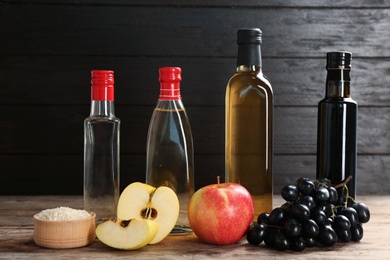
[237,28,262,44]
[326,51,352,69]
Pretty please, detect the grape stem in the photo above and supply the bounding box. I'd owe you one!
[333,175,353,189]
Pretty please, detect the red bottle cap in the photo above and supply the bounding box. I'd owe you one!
[158,67,182,100]
[91,70,114,101]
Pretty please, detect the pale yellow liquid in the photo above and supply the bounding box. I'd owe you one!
[226,67,273,221]
[146,101,194,233]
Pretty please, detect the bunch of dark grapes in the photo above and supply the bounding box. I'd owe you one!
[247,177,370,251]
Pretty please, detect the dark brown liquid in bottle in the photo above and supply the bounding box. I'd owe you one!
[316,53,357,206]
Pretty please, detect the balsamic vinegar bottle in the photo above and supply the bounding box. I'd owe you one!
[84,70,120,218]
[225,28,273,219]
[146,67,194,234]
[316,51,357,206]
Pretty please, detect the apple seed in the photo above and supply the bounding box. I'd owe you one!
[141,207,158,220]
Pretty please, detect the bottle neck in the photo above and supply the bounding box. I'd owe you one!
[237,43,262,71]
[155,99,184,110]
[237,65,262,72]
[90,100,115,117]
[159,81,181,101]
[325,69,351,98]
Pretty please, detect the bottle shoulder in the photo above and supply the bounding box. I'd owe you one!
[155,99,186,111]
[319,97,358,105]
[85,116,121,123]
[227,71,273,91]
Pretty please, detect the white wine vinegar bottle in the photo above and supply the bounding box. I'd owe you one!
[84,70,120,218]
[225,28,273,219]
[146,67,194,234]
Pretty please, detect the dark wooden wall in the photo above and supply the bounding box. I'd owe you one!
[1,0,389,195]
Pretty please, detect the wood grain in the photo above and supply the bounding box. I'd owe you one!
[1,56,389,107]
[0,106,388,154]
[1,4,390,57]
[0,195,389,259]
[0,1,388,195]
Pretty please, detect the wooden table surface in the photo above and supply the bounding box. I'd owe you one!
[1,195,389,259]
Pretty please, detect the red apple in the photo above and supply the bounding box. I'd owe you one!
[188,177,254,245]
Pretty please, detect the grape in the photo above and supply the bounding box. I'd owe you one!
[284,218,302,237]
[332,215,351,232]
[281,185,299,202]
[247,223,266,245]
[281,202,292,211]
[295,177,310,185]
[340,207,359,227]
[317,177,331,187]
[268,207,287,226]
[257,212,269,225]
[291,204,310,222]
[290,237,306,251]
[315,186,330,202]
[264,227,276,248]
[274,232,290,251]
[317,225,337,247]
[337,229,352,242]
[352,202,370,223]
[328,186,338,204]
[304,237,316,247]
[350,223,364,241]
[311,209,327,225]
[315,203,333,217]
[324,217,334,227]
[336,187,347,206]
[302,219,319,238]
[300,196,316,211]
[296,179,316,196]
[249,177,370,251]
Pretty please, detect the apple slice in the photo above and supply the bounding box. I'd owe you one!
[96,218,158,250]
[117,182,179,244]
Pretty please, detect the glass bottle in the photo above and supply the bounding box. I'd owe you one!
[225,28,273,219]
[316,51,357,206]
[84,70,120,218]
[146,67,194,234]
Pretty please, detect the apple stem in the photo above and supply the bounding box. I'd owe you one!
[217,176,220,187]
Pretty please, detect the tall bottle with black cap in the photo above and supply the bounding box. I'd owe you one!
[225,28,273,219]
[316,51,357,206]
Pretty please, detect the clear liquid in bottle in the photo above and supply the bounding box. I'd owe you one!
[146,67,194,234]
[84,70,120,218]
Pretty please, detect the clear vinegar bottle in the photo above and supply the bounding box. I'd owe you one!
[84,70,120,218]
[225,28,274,219]
[146,67,194,234]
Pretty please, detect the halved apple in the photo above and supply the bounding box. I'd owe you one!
[96,218,158,250]
[117,182,179,244]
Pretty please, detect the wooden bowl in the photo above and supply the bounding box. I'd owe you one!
[33,211,96,249]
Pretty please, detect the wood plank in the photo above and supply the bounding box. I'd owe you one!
[274,155,390,195]
[1,106,388,155]
[3,0,390,8]
[1,154,389,195]
[1,56,389,107]
[1,5,390,57]
[1,195,390,259]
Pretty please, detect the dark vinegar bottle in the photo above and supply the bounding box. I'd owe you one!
[316,51,357,206]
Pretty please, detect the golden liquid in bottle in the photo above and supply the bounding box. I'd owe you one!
[226,68,273,220]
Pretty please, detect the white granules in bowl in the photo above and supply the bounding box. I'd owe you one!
[35,207,91,221]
